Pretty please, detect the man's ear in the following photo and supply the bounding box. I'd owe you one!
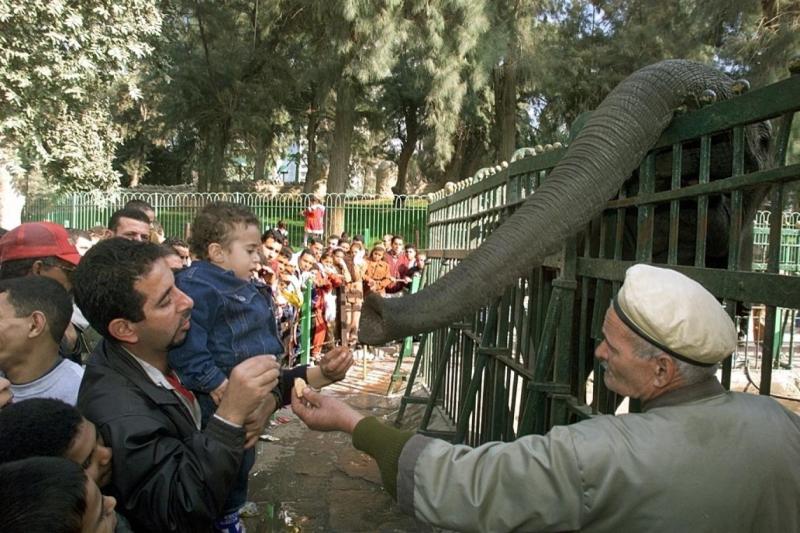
[30,260,45,276]
[207,242,224,263]
[108,318,139,345]
[28,311,47,339]
[652,353,678,388]
[104,229,114,239]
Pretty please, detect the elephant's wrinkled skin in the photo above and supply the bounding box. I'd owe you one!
[359,60,773,345]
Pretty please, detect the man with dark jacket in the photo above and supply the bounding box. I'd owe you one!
[74,238,281,533]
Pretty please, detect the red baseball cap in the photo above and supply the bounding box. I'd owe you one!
[0,222,81,266]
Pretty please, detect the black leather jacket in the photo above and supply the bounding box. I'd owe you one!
[78,340,245,533]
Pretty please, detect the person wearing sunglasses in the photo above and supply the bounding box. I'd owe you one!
[0,222,94,363]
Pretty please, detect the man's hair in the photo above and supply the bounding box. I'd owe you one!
[0,276,72,343]
[279,247,293,260]
[124,198,154,213]
[353,234,364,243]
[73,238,169,339]
[307,237,320,246]
[300,248,315,259]
[391,235,404,244]
[0,399,83,464]
[108,207,151,231]
[160,243,180,258]
[0,257,41,279]
[0,457,87,533]
[630,334,718,386]
[189,201,258,260]
[88,225,106,240]
[151,220,164,235]
[163,236,188,249]
[261,229,281,243]
[66,228,91,242]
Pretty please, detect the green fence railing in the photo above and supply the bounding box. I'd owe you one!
[399,69,800,447]
[22,191,430,250]
[753,210,800,272]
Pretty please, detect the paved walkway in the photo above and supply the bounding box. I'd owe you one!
[242,347,433,532]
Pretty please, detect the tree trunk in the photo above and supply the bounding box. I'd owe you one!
[253,130,274,182]
[494,59,517,163]
[441,126,490,186]
[253,138,267,183]
[328,78,355,195]
[395,104,419,195]
[327,78,356,236]
[303,111,320,193]
[761,0,778,28]
[126,141,147,188]
[129,170,141,188]
[209,119,231,192]
[197,134,211,192]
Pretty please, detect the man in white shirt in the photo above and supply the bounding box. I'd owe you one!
[0,276,83,405]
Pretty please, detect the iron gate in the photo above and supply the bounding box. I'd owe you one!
[399,64,800,446]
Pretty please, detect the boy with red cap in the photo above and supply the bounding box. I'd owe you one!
[0,222,92,363]
[0,222,80,290]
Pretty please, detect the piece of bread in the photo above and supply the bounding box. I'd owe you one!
[294,377,308,398]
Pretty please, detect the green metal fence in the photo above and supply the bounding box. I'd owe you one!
[753,210,800,272]
[399,70,800,446]
[22,192,430,249]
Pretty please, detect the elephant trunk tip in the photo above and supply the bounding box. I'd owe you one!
[358,292,392,345]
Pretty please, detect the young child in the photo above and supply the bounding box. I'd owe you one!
[301,195,325,245]
[169,201,351,533]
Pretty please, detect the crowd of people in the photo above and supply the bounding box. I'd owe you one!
[0,197,425,533]
[3,196,796,533]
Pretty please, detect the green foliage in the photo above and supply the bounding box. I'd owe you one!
[526,0,799,141]
[0,0,162,190]
[2,0,796,195]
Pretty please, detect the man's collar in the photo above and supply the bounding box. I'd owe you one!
[120,346,169,384]
[642,377,725,411]
[96,340,180,407]
[117,341,169,374]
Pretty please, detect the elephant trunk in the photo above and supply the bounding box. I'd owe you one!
[359,60,735,345]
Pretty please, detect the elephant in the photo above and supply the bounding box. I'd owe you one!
[358,59,775,345]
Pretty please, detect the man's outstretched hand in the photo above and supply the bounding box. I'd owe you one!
[318,345,354,382]
[291,386,364,434]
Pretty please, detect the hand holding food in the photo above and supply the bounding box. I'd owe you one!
[294,377,308,398]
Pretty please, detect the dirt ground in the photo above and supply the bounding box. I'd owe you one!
[242,348,432,533]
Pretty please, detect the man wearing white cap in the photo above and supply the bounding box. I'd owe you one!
[292,264,800,532]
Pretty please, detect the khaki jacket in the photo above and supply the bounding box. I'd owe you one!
[363,259,392,296]
[397,379,800,532]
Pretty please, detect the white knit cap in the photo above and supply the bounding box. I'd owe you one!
[614,264,737,366]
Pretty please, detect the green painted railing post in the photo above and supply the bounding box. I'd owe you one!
[387,274,422,394]
[364,228,371,246]
[300,278,312,365]
[402,275,422,356]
